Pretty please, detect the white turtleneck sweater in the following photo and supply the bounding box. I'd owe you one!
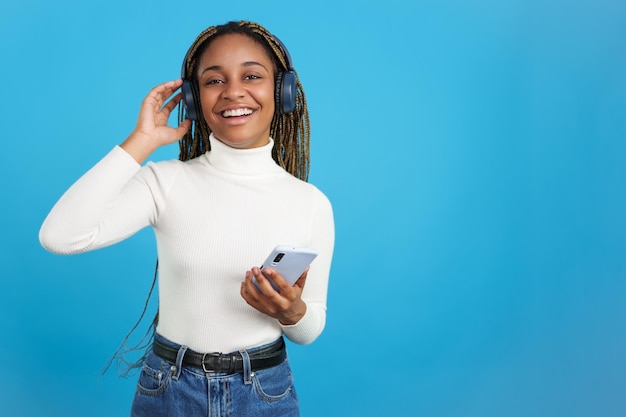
[39,135,334,353]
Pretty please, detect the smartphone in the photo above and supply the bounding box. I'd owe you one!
[255,246,318,291]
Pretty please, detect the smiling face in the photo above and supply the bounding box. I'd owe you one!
[196,33,276,149]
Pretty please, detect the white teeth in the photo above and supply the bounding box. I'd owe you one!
[222,108,253,118]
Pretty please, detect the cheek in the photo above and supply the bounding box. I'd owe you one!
[199,90,218,112]
[257,79,276,105]
[261,85,277,114]
[266,96,276,116]
[199,94,221,127]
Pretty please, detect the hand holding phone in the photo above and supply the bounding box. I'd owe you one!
[255,246,318,292]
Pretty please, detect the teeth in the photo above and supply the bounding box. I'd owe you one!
[222,108,253,118]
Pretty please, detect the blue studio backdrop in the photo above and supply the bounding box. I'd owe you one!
[1,0,625,416]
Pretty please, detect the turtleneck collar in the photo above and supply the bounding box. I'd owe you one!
[202,133,281,176]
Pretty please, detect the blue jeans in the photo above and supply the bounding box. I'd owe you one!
[130,333,299,417]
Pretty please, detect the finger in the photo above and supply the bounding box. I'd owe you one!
[242,271,278,314]
[293,267,309,289]
[151,94,183,129]
[252,267,277,296]
[147,80,183,108]
[252,268,292,308]
[156,79,183,93]
[241,271,261,303]
[174,119,192,138]
[246,270,274,300]
[261,268,292,294]
[243,270,261,295]
[162,91,183,113]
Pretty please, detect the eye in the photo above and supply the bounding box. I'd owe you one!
[204,78,223,86]
[244,74,262,81]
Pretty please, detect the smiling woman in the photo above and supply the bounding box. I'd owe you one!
[38,20,334,417]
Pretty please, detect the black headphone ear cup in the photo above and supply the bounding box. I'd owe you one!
[275,72,284,113]
[276,70,297,114]
[181,79,199,121]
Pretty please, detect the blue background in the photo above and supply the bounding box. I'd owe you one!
[1,0,625,415]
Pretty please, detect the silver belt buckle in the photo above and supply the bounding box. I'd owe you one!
[201,352,221,373]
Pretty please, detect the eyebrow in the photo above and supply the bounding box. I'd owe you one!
[200,61,269,76]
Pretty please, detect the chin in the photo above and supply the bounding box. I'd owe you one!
[213,133,268,149]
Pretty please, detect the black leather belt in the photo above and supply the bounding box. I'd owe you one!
[153,337,286,374]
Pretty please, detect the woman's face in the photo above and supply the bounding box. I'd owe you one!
[196,33,276,149]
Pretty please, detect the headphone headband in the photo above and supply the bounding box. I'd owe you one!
[272,35,294,72]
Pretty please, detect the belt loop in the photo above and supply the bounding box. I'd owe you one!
[172,345,188,381]
[239,349,252,385]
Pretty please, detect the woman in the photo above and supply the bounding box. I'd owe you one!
[39,20,334,417]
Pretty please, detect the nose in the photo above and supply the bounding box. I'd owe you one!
[222,79,245,100]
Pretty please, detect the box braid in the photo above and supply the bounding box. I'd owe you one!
[178,21,311,181]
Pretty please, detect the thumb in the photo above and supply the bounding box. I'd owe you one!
[294,267,310,289]
[176,119,192,138]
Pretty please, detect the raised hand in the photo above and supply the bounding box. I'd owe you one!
[121,79,192,164]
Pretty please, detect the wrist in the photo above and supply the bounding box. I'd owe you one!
[120,132,157,164]
[279,301,307,326]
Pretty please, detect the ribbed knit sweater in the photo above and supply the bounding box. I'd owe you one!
[39,135,334,353]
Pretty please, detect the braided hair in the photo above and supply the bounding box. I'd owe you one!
[178,21,311,181]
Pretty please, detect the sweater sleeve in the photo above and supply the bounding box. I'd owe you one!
[280,189,335,344]
[39,146,161,255]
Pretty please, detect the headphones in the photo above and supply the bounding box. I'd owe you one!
[181,34,297,121]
